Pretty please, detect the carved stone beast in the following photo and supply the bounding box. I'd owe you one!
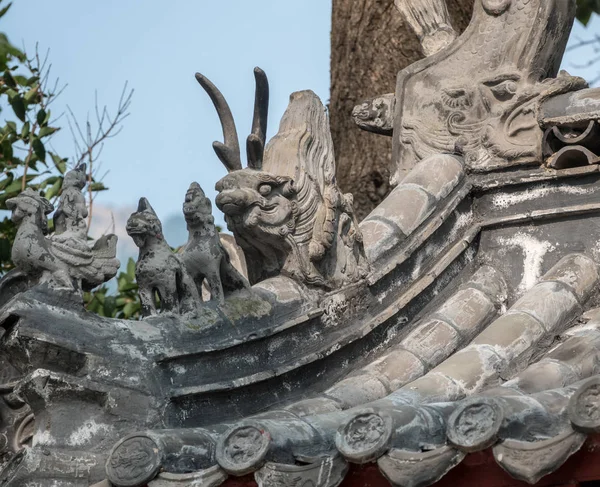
[180,182,248,304]
[196,68,369,289]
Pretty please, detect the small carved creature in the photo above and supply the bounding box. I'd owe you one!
[180,182,248,304]
[126,197,199,316]
[53,163,88,239]
[6,188,119,291]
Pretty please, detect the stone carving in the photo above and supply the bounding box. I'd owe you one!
[53,163,88,239]
[569,376,600,433]
[216,424,271,476]
[106,435,162,487]
[393,0,457,57]
[6,187,119,292]
[446,397,505,452]
[180,182,248,304]
[254,455,348,487]
[335,409,393,464]
[127,197,200,316]
[5,1,600,486]
[355,0,587,183]
[197,68,368,288]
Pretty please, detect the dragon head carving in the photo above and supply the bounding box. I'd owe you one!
[196,69,368,288]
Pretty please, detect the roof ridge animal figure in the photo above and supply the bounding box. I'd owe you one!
[53,163,88,240]
[126,197,200,316]
[6,188,119,292]
[180,181,248,305]
[196,68,369,289]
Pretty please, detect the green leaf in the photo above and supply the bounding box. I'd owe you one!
[1,139,12,161]
[126,257,136,279]
[0,3,12,19]
[2,70,15,88]
[13,74,27,86]
[0,172,13,191]
[50,152,67,174]
[123,301,140,318]
[32,137,45,162]
[9,95,25,122]
[5,120,16,133]
[89,182,108,192]
[44,177,62,200]
[20,121,29,139]
[38,126,58,138]
[36,108,46,126]
[23,85,38,103]
[26,75,39,87]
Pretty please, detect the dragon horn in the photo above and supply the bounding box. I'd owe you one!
[247,67,269,170]
[195,72,242,172]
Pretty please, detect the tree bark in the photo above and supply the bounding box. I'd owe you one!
[330,0,474,221]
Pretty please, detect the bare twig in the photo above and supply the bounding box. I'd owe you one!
[66,82,133,228]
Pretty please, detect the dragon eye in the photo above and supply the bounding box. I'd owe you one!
[259,184,272,196]
[483,74,520,102]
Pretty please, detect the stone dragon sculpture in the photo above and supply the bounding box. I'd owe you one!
[7,1,600,486]
[196,68,369,289]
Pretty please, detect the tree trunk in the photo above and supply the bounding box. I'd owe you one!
[330,0,474,221]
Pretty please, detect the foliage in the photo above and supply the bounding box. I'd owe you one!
[0,1,140,319]
[84,258,141,319]
[577,0,600,26]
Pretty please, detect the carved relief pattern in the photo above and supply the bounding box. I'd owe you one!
[106,436,161,487]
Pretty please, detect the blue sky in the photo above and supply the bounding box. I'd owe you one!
[3,2,600,257]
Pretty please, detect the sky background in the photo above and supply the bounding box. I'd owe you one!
[3,1,600,262]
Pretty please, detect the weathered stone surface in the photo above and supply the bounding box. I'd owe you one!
[148,466,228,487]
[378,446,465,487]
[180,182,249,304]
[540,253,599,303]
[402,319,459,369]
[492,429,586,484]
[363,350,426,392]
[569,376,600,433]
[2,1,600,486]
[325,375,390,410]
[401,154,464,200]
[366,184,435,237]
[254,455,348,487]
[447,397,504,452]
[509,282,580,332]
[198,71,368,289]
[335,409,393,464]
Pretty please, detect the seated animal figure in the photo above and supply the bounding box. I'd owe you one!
[126,197,199,316]
[6,188,119,291]
[180,182,248,305]
[196,68,369,288]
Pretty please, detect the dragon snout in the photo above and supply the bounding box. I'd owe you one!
[215,189,260,216]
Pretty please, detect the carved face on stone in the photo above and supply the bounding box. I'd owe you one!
[126,198,163,248]
[215,169,298,240]
[183,182,214,228]
[392,0,581,181]
[6,189,53,233]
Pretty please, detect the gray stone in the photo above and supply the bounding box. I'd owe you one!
[127,197,200,316]
[180,182,249,304]
[197,70,368,289]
